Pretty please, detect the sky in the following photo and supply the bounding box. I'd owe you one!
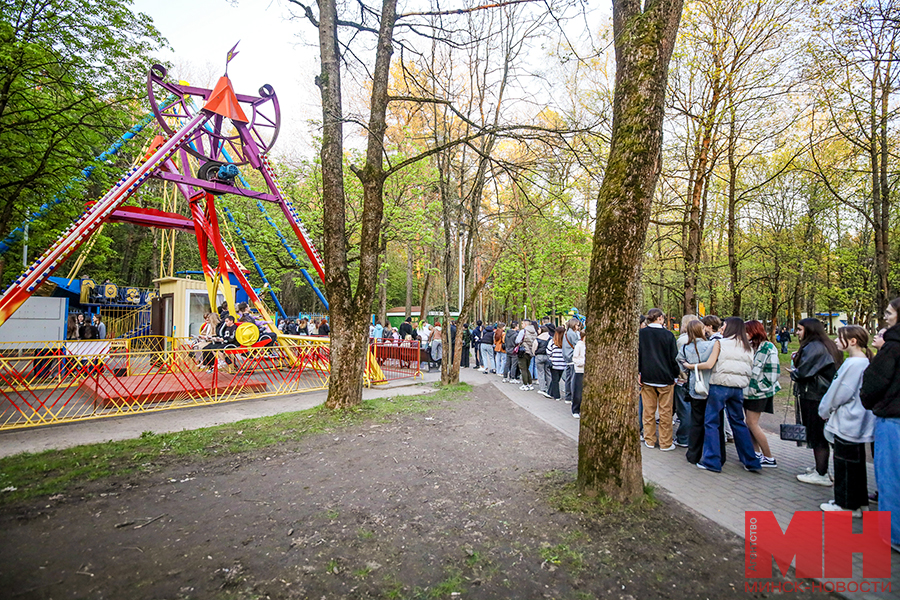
[131,0,323,159]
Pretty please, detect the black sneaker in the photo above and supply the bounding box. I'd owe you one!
[760,456,777,468]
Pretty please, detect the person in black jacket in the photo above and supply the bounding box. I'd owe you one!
[860,297,900,548]
[202,315,238,369]
[638,308,680,451]
[792,318,842,486]
[472,321,484,369]
[398,317,414,340]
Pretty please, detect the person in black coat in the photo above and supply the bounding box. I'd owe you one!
[472,321,484,368]
[860,297,900,547]
[791,318,842,486]
[638,308,680,450]
[398,317,414,340]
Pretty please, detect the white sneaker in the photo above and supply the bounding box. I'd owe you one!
[660,444,676,452]
[541,391,552,398]
[797,472,833,487]
[502,378,508,383]
[820,501,862,518]
[644,441,655,449]
[519,385,528,391]
[512,379,521,384]
[803,466,833,480]
[573,413,580,419]
[527,385,534,391]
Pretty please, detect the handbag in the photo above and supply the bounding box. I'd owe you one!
[779,384,807,443]
[693,365,708,395]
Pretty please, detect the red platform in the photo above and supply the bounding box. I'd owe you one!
[81,372,268,406]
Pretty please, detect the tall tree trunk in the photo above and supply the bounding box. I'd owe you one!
[315,0,398,410]
[579,0,684,503]
[727,113,741,316]
[683,84,720,315]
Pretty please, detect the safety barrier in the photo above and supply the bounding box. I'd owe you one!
[0,336,330,430]
[365,338,421,386]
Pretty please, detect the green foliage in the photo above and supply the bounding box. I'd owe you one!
[0,0,167,284]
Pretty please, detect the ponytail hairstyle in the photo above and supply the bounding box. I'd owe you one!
[796,317,843,367]
[722,317,752,352]
[838,325,873,361]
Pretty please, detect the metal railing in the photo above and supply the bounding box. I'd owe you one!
[365,338,421,386]
[0,336,330,430]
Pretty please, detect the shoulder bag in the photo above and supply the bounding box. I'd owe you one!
[779,383,807,444]
[693,365,708,396]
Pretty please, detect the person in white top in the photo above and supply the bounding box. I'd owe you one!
[571,331,586,418]
[817,325,876,517]
[683,317,762,473]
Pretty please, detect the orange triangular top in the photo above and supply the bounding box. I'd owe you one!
[204,76,249,123]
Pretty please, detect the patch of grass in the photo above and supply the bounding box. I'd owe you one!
[540,542,585,574]
[0,384,472,507]
[326,558,340,574]
[544,472,659,515]
[405,567,465,600]
[357,528,375,540]
[325,508,340,520]
[353,566,371,579]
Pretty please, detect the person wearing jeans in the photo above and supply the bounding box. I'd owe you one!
[562,318,581,404]
[683,317,761,472]
[861,297,900,548]
[479,323,495,373]
[533,325,552,396]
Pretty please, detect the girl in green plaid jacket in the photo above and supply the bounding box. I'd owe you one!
[744,320,782,467]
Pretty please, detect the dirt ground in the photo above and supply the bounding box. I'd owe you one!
[0,383,836,600]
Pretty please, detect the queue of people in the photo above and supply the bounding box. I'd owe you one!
[66,313,106,340]
[641,300,900,551]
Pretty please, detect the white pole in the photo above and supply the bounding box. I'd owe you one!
[458,232,464,311]
[22,211,29,268]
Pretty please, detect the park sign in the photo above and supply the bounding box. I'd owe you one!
[744,511,892,593]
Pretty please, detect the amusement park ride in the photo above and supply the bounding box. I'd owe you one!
[0,61,327,341]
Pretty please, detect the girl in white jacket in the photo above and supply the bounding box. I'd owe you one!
[818,325,876,516]
[571,332,586,418]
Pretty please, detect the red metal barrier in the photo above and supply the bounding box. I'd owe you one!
[367,338,421,384]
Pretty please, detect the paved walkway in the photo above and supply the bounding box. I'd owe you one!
[471,368,899,600]
[1,366,897,598]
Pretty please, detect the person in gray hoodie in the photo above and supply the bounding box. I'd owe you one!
[818,326,876,516]
[562,318,581,403]
[516,320,538,391]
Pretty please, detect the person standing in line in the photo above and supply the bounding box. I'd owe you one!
[372,320,384,341]
[682,317,762,472]
[571,330,586,418]
[547,326,567,400]
[674,314,700,448]
[297,318,309,335]
[399,316,414,340]
[479,322,495,373]
[533,324,552,398]
[792,318,842,486]
[494,322,506,375]
[418,319,432,350]
[460,324,471,368]
[562,318,581,404]
[861,298,900,549]
[472,320,484,369]
[678,320,720,464]
[818,325,876,517]
[516,320,537,391]
[702,315,733,443]
[639,308,681,451]
[503,322,520,383]
[318,318,330,337]
[743,320,780,468]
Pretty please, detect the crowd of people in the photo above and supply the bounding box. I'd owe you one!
[639,299,900,551]
[66,313,106,340]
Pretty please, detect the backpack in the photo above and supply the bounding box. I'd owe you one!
[535,337,549,355]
